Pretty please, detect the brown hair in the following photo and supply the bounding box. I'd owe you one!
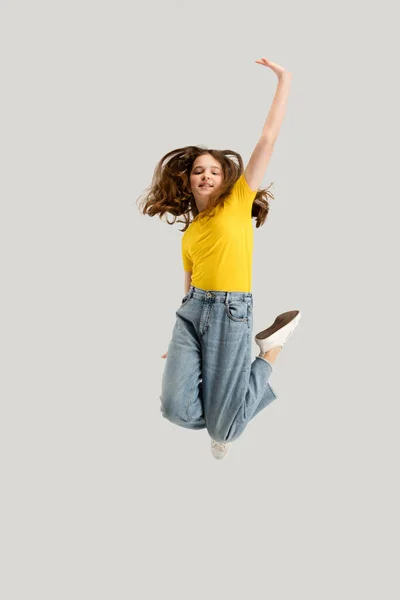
[136,145,275,232]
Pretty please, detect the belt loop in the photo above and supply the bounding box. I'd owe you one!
[225,291,230,305]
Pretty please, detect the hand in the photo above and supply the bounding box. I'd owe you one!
[255,57,291,79]
[161,351,168,359]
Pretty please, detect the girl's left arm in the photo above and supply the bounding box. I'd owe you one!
[244,59,292,191]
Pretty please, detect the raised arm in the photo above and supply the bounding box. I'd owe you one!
[244,58,292,191]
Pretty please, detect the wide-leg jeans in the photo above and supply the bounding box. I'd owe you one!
[160,285,278,443]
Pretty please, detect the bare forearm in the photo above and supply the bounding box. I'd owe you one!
[260,72,292,144]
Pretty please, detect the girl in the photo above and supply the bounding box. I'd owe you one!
[137,57,301,459]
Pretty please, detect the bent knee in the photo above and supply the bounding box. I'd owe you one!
[160,395,205,431]
[161,395,178,422]
[160,395,188,425]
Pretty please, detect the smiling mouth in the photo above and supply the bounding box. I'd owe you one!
[200,184,213,188]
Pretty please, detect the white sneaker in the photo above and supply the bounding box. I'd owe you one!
[255,310,301,355]
[210,439,232,460]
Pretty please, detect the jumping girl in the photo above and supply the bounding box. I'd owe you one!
[137,57,301,459]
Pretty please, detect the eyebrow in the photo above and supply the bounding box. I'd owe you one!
[193,165,221,170]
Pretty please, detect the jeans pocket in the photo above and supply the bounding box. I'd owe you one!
[180,292,190,306]
[225,300,249,322]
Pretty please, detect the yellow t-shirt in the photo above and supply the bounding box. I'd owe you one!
[181,173,257,293]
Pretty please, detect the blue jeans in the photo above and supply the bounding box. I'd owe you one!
[160,285,278,443]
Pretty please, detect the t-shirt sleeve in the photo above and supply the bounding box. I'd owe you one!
[232,173,258,209]
[182,237,193,271]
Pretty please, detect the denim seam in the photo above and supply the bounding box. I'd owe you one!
[185,376,199,421]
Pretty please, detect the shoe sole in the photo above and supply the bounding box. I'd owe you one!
[255,310,301,341]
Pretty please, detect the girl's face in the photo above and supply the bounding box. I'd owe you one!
[189,154,223,200]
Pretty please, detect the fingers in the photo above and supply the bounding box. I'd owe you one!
[255,57,286,78]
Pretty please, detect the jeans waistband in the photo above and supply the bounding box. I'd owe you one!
[187,285,253,303]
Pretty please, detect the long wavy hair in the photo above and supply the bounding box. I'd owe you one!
[136,145,275,232]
